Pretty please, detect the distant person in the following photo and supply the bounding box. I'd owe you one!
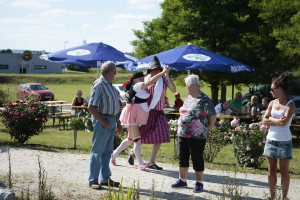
[262,72,295,199]
[261,97,270,115]
[71,89,88,109]
[215,101,232,115]
[171,74,216,193]
[230,92,243,113]
[246,95,261,113]
[87,61,122,190]
[174,92,183,109]
[72,89,88,116]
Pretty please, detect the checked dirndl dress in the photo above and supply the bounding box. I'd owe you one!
[140,76,170,144]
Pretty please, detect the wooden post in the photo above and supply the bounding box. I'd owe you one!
[74,129,77,149]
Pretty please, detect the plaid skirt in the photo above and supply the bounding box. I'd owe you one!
[140,110,170,144]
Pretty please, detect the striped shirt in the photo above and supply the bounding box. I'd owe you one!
[146,76,168,111]
[89,76,120,115]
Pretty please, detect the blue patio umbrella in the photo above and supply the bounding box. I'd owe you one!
[125,44,255,73]
[40,42,136,68]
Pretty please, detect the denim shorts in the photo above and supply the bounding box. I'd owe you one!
[263,139,293,159]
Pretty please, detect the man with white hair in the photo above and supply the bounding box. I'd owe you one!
[87,61,122,190]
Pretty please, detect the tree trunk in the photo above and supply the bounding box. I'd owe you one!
[210,80,219,106]
[220,85,227,102]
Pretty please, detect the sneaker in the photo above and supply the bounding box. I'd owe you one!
[101,179,120,187]
[148,163,163,170]
[193,182,204,193]
[89,183,102,190]
[128,151,134,165]
[171,179,187,188]
[138,162,150,171]
[110,153,116,166]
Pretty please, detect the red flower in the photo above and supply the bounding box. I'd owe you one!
[198,110,207,118]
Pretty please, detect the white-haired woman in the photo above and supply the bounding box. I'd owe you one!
[71,90,88,115]
[171,74,216,193]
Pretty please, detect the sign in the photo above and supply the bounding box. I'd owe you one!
[22,50,32,61]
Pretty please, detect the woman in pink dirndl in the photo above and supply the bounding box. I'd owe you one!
[110,67,169,170]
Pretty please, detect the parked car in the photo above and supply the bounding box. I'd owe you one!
[85,84,126,103]
[292,96,300,116]
[17,83,55,101]
[113,84,126,101]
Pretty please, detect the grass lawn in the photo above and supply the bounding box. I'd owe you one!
[1,72,299,179]
[0,121,299,179]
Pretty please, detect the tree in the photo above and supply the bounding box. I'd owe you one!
[131,0,300,104]
[0,49,13,53]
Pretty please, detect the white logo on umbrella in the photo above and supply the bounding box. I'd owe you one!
[67,49,91,56]
[183,54,211,61]
[230,65,251,73]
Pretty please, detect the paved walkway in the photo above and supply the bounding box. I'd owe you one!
[0,147,299,200]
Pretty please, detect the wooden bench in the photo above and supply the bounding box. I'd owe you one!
[290,124,300,139]
[57,115,74,130]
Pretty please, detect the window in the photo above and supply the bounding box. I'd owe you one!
[0,65,8,69]
[35,65,46,69]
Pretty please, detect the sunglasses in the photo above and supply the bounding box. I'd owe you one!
[270,87,278,91]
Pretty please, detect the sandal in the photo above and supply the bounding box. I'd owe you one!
[127,151,134,165]
[138,162,150,171]
[148,163,163,170]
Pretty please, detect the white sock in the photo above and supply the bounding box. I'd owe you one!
[113,138,132,159]
[133,140,144,166]
[179,178,186,182]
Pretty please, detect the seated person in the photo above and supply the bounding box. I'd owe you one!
[260,97,270,115]
[173,92,183,108]
[71,90,88,116]
[215,101,232,115]
[230,92,243,113]
[246,95,261,114]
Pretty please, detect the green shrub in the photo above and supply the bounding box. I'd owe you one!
[204,118,231,163]
[230,118,267,168]
[0,95,49,143]
[68,117,86,130]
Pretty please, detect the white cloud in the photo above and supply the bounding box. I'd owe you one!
[113,14,153,21]
[39,9,92,18]
[80,23,90,28]
[10,0,63,10]
[0,0,4,3]
[127,0,163,9]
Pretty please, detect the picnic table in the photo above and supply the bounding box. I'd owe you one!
[46,101,72,128]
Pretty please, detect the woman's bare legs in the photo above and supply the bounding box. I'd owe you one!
[279,159,290,199]
[267,157,278,199]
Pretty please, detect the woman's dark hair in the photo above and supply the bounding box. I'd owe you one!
[125,71,144,91]
[272,72,291,96]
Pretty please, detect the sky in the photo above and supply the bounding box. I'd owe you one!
[0,0,163,53]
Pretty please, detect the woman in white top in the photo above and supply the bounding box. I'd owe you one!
[111,67,169,170]
[262,72,295,199]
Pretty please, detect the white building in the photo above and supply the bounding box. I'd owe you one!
[0,50,64,74]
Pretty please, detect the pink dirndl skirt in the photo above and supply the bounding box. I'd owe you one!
[119,104,149,126]
[139,110,170,144]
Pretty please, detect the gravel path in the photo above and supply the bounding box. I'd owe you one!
[0,146,299,200]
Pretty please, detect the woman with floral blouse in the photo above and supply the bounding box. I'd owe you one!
[171,74,217,193]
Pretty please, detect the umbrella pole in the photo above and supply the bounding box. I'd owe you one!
[97,62,102,79]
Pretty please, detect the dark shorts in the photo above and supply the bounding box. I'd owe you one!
[263,139,293,160]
